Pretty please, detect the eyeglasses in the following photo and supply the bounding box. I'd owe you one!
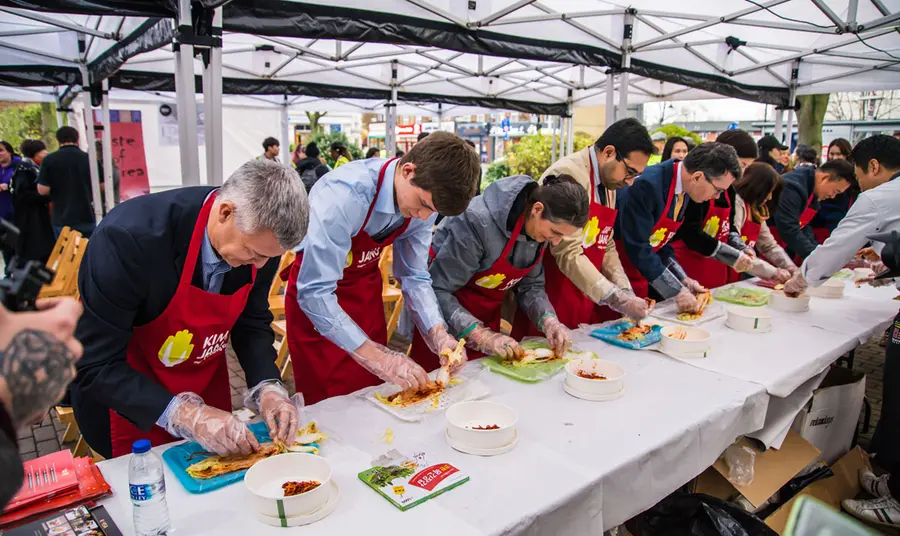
[705,176,728,196]
[615,153,640,179]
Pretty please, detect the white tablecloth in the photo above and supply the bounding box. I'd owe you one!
[97,336,767,535]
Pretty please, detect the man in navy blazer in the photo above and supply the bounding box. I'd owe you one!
[615,143,754,312]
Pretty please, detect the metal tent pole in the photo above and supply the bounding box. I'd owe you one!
[559,116,567,156]
[773,108,785,145]
[175,0,200,186]
[281,95,291,161]
[784,61,799,150]
[437,103,443,130]
[202,6,223,185]
[618,10,635,121]
[605,71,615,126]
[77,36,102,224]
[53,87,64,127]
[100,79,114,214]
[385,60,398,157]
[551,116,558,162]
[566,90,575,156]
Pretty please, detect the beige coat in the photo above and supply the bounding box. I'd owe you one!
[539,147,631,302]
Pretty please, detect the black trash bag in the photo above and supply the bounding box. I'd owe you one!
[627,493,778,536]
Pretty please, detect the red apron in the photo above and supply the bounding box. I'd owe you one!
[615,162,685,299]
[410,211,545,370]
[770,193,817,248]
[511,149,618,338]
[671,191,732,290]
[283,159,411,405]
[109,191,257,458]
[725,211,763,284]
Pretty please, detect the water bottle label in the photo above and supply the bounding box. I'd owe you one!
[130,481,166,502]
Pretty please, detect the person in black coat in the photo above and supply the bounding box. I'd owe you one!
[71,160,310,458]
[294,141,329,193]
[10,140,54,265]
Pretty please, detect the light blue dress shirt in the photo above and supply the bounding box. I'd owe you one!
[295,158,443,352]
[201,229,232,293]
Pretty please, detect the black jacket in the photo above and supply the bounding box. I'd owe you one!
[295,157,329,193]
[772,166,819,260]
[10,158,54,264]
[71,186,280,458]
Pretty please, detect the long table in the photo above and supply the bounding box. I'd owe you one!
[95,282,898,535]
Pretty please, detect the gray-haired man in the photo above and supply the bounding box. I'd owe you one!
[71,160,310,459]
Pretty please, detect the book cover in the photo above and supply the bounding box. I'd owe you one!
[358,450,468,511]
[5,450,79,512]
[2,504,121,536]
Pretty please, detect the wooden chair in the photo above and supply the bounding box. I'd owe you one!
[54,405,97,460]
[270,320,292,381]
[39,235,88,299]
[46,226,74,272]
[269,252,295,320]
[380,246,404,342]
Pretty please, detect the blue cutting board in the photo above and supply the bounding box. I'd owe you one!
[591,321,662,350]
[162,422,318,494]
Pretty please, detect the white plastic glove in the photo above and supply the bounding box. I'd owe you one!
[783,271,808,297]
[747,258,779,280]
[773,268,792,284]
[733,252,754,273]
[246,381,299,445]
[675,287,701,314]
[681,277,708,295]
[868,262,895,288]
[604,288,651,321]
[166,392,259,456]
[786,263,799,275]
[423,324,467,372]
[468,324,523,360]
[541,315,572,356]
[351,339,429,391]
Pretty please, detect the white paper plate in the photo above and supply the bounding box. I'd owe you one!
[252,481,340,528]
[445,428,518,456]
[563,382,626,401]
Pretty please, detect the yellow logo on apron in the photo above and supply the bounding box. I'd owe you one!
[475,273,506,289]
[649,227,668,248]
[703,215,721,237]
[158,329,194,367]
[582,216,601,248]
[741,235,748,243]
[345,251,353,268]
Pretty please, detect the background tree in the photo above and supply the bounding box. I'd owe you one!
[651,124,703,146]
[505,131,593,180]
[827,90,900,121]
[309,130,362,167]
[797,95,830,155]
[0,103,42,151]
[305,111,327,134]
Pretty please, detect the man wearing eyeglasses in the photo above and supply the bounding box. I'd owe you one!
[615,143,756,313]
[510,118,655,339]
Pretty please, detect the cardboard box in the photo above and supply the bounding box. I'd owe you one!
[791,366,866,465]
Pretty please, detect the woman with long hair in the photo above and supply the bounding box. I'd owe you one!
[827,138,852,161]
[729,162,797,281]
[410,174,588,367]
[661,136,690,161]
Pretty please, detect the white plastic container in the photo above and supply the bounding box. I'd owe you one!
[769,290,810,312]
[564,359,625,396]
[806,278,845,299]
[660,325,711,356]
[854,267,875,281]
[244,453,332,519]
[726,307,773,333]
[445,401,517,450]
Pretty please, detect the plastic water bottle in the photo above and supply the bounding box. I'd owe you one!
[129,439,172,536]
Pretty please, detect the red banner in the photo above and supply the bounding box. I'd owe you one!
[409,464,459,492]
[94,110,150,201]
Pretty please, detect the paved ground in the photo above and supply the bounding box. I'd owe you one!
[20,332,888,462]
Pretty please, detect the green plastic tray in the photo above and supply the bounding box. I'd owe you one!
[482,340,597,383]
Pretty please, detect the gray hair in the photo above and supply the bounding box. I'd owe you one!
[218,159,309,249]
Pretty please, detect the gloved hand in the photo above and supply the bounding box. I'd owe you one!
[468,324,523,360]
[681,277,707,295]
[868,262,895,287]
[747,258,779,280]
[783,271,808,297]
[166,392,259,456]
[773,268,792,284]
[541,315,571,356]
[424,324,467,372]
[742,248,757,259]
[675,287,701,313]
[733,252,754,273]
[604,288,651,321]
[351,340,429,391]
[247,382,299,445]
[786,263,799,275]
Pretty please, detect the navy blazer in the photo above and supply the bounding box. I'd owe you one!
[71,186,280,458]
[773,166,819,260]
[615,159,720,288]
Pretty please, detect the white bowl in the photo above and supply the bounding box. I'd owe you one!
[806,278,845,299]
[445,401,517,450]
[245,453,332,518]
[564,358,625,396]
[660,325,711,355]
[769,290,810,312]
[854,267,875,280]
[726,307,772,333]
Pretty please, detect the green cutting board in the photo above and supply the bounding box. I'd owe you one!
[482,340,597,383]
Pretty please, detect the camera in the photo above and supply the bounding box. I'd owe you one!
[0,219,54,311]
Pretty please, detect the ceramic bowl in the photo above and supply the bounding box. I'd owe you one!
[726,307,772,333]
[445,401,517,450]
[245,453,332,518]
[769,290,810,312]
[660,325,711,355]
[564,358,625,395]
